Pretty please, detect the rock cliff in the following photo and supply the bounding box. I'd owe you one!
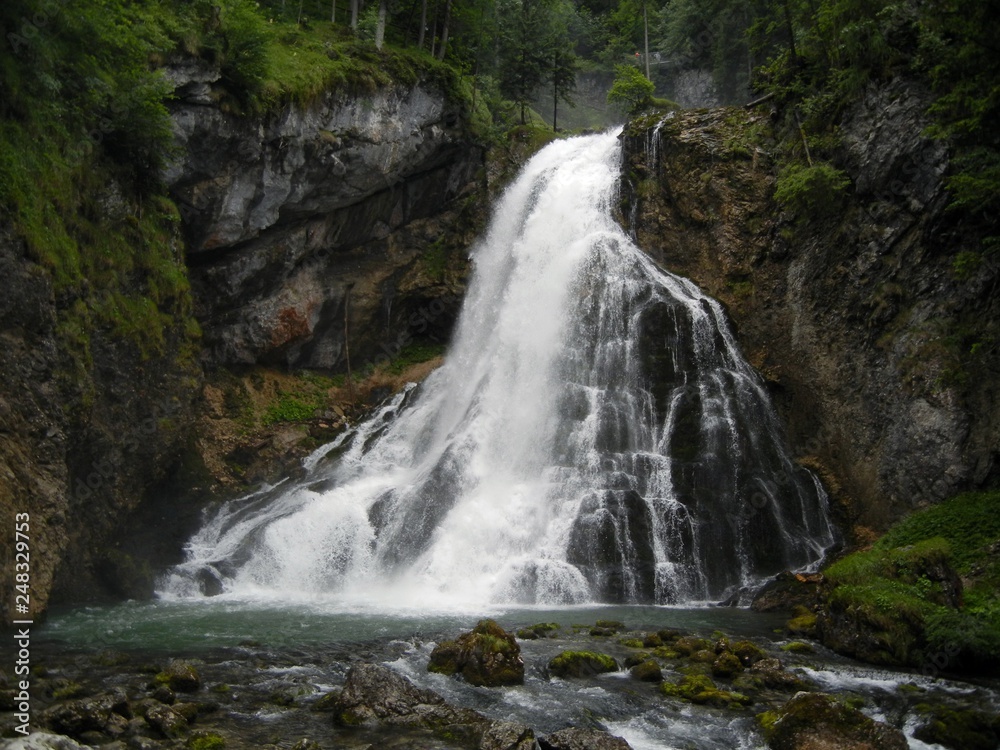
[165,60,483,371]
[0,62,484,619]
[622,81,999,537]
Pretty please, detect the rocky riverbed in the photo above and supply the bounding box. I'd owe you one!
[3,613,999,750]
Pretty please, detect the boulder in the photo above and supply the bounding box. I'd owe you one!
[547,651,618,678]
[760,692,908,750]
[160,660,201,693]
[428,619,525,686]
[539,727,633,750]
[46,689,132,740]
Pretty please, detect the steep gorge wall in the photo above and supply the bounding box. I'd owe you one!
[0,64,484,619]
[623,84,999,538]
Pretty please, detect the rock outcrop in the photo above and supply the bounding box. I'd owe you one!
[164,59,483,371]
[623,80,1000,536]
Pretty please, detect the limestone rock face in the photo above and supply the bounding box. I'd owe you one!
[163,64,483,370]
[623,80,999,537]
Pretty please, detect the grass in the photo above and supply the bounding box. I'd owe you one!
[821,491,1000,673]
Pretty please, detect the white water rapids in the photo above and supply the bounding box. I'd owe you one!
[162,129,835,610]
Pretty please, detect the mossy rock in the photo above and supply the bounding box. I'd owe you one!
[548,651,618,678]
[591,620,625,636]
[673,636,713,655]
[159,660,201,693]
[786,606,818,636]
[660,674,750,708]
[732,640,767,666]
[623,652,651,668]
[913,705,1000,750]
[689,649,717,664]
[642,633,664,648]
[516,622,559,640]
[749,658,813,692]
[711,651,744,677]
[427,620,524,687]
[656,629,682,642]
[758,692,907,749]
[187,731,226,750]
[651,646,681,659]
[629,660,663,683]
[618,638,644,648]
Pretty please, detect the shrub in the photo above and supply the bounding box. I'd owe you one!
[774,162,851,219]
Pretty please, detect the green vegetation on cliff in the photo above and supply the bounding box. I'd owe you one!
[820,491,1000,674]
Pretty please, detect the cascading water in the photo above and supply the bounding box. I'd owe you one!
[163,130,835,609]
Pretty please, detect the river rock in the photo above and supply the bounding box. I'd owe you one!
[330,663,534,748]
[160,660,201,692]
[46,688,132,739]
[1,733,97,750]
[547,651,618,678]
[143,703,188,739]
[539,727,633,750]
[428,619,525,686]
[762,692,908,750]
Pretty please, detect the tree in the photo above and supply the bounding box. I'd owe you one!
[498,0,555,123]
[607,63,654,115]
[375,0,388,47]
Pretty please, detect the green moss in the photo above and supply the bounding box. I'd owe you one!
[187,733,226,750]
[618,638,644,648]
[820,491,1000,673]
[774,161,851,220]
[661,674,751,708]
[385,343,447,376]
[781,641,815,654]
[548,651,618,678]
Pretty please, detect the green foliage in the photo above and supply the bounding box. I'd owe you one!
[263,395,319,425]
[773,162,851,218]
[385,343,447,375]
[822,491,1000,673]
[607,64,654,116]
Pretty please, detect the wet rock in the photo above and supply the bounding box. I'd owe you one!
[731,640,767,667]
[750,659,813,692]
[160,660,201,693]
[673,636,713,656]
[548,651,619,678]
[913,705,1000,750]
[539,727,633,750]
[478,720,537,750]
[150,686,175,705]
[46,689,132,739]
[629,660,663,682]
[428,619,525,686]
[516,623,559,640]
[290,740,322,750]
[711,651,744,677]
[660,674,752,708]
[3,733,97,750]
[759,692,908,750]
[144,703,188,739]
[331,663,535,748]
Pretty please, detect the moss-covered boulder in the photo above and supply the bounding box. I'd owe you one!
[548,651,619,678]
[712,651,744,677]
[516,622,560,640]
[428,620,524,687]
[672,636,714,656]
[159,660,201,693]
[913,704,1000,750]
[749,658,813,692]
[660,674,751,708]
[732,640,767,667]
[629,660,663,682]
[758,692,907,749]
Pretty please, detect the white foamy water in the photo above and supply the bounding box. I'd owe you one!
[162,130,834,610]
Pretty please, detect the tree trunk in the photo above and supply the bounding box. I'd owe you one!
[351,0,360,30]
[436,0,451,60]
[417,0,427,48]
[375,0,387,48]
[643,0,650,79]
[331,0,336,23]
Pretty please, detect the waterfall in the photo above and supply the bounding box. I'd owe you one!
[162,130,835,609]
